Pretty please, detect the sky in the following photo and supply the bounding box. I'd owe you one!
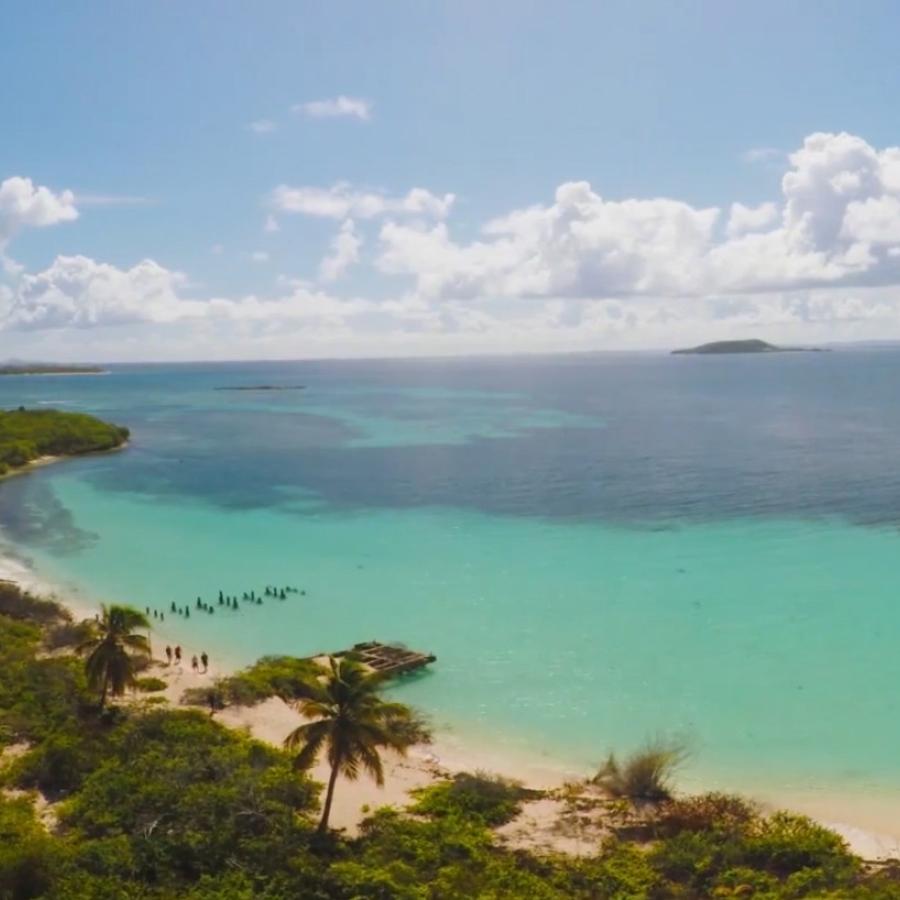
[4,0,900,361]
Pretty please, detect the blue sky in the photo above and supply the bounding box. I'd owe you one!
[3,1,900,360]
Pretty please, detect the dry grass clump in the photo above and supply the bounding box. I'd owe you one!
[593,739,688,806]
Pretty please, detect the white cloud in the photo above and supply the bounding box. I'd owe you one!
[12,132,900,359]
[250,251,270,263]
[263,214,280,234]
[378,181,719,299]
[294,96,371,121]
[0,177,78,246]
[726,202,779,237]
[377,133,900,301]
[73,193,153,207]
[1,254,380,334]
[248,119,277,134]
[319,219,362,282]
[741,147,784,164]
[270,182,454,220]
[5,255,192,329]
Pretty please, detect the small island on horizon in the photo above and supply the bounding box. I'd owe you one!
[672,339,826,355]
[0,363,107,376]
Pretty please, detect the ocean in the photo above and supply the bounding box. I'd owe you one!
[1,350,899,824]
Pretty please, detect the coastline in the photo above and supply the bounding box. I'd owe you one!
[1,548,897,859]
[0,441,128,485]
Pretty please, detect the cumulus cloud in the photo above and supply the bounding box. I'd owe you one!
[377,133,900,301]
[1,254,384,335]
[270,182,454,220]
[726,202,779,237]
[250,251,270,263]
[263,214,280,234]
[11,132,900,358]
[378,181,719,299]
[319,219,362,282]
[0,177,78,246]
[294,96,371,121]
[248,119,277,134]
[5,256,192,329]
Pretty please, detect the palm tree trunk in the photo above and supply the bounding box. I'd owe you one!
[317,756,341,834]
[99,677,108,710]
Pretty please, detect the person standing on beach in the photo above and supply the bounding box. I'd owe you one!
[191,655,199,672]
[165,645,172,665]
[200,651,208,673]
[174,645,182,664]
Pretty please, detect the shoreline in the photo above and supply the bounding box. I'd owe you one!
[0,441,128,485]
[0,550,898,858]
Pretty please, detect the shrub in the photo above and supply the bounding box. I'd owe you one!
[181,683,228,715]
[182,656,320,709]
[0,440,38,467]
[14,731,100,797]
[413,771,529,826]
[743,811,858,879]
[593,739,688,805]
[0,582,68,626]
[0,795,66,899]
[134,676,167,693]
[44,619,95,651]
[656,792,758,837]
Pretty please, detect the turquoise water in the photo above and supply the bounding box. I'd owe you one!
[2,354,900,811]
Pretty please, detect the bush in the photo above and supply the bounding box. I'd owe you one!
[0,440,38,467]
[413,771,529,826]
[656,792,758,837]
[0,582,68,626]
[181,656,320,709]
[44,619,95,651]
[593,739,688,805]
[0,795,66,899]
[14,731,101,797]
[743,811,858,879]
[134,676,167,693]
[62,709,320,884]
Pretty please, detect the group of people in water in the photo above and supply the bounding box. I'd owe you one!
[143,584,304,622]
[139,584,306,678]
[163,644,209,674]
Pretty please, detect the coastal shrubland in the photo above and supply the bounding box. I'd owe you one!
[0,581,899,898]
[181,654,321,709]
[412,771,530,825]
[0,408,128,475]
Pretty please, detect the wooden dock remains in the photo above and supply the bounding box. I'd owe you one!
[337,641,436,677]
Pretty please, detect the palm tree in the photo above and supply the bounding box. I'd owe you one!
[77,604,151,709]
[284,655,429,834]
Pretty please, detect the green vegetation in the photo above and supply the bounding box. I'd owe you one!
[284,656,430,834]
[77,605,151,709]
[0,581,899,898]
[181,655,321,709]
[593,739,689,806]
[134,676,167,693]
[0,364,106,376]
[0,408,128,475]
[412,771,529,826]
